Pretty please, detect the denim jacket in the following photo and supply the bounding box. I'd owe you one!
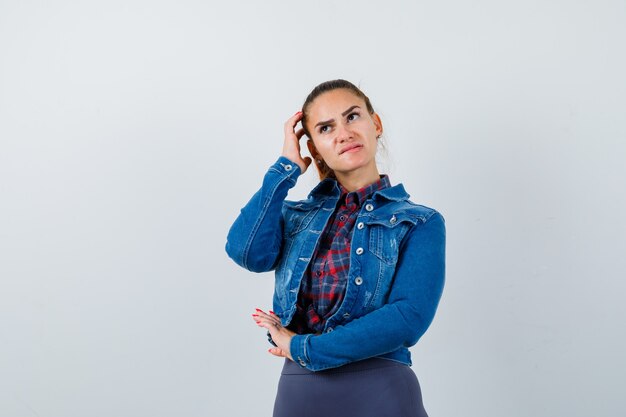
[225,156,446,371]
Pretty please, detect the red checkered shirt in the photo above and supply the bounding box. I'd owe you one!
[288,175,391,334]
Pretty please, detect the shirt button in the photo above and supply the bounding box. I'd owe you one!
[365,203,374,212]
[284,164,293,171]
[354,277,363,285]
[357,222,364,229]
[339,215,346,221]
[355,247,364,255]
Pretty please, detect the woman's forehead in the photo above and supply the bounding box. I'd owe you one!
[307,89,365,118]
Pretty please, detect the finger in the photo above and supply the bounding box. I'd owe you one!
[268,348,288,358]
[254,318,271,330]
[254,309,270,320]
[284,112,302,128]
[290,110,303,121]
[284,112,303,137]
[253,314,281,328]
[253,312,277,323]
[294,128,305,139]
[255,309,281,325]
[255,320,282,334]
[254,316,281,329]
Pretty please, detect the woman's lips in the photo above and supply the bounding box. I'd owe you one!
[339,144,363,154]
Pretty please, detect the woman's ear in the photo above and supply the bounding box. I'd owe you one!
[372,112,383,138]
[306,139,319,160]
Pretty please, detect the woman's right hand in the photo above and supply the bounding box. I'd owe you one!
[252,308,295,361]
[282,111,312,173]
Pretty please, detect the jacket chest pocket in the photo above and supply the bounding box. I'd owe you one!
[366,214,417,264]
[283,201,323,237]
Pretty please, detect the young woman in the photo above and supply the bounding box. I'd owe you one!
[225,79,446,417]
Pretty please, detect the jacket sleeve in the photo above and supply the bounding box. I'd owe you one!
[289,211,446,371]
[225,156,301,272]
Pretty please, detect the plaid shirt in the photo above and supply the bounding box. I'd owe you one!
[288,175,391,334]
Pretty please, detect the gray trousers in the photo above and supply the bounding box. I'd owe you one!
[273,357,429,417]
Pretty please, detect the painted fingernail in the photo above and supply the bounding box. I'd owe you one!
[255,308,263,312]
[252,314,259,317]
[269,310,275,314]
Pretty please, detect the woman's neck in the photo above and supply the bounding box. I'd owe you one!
[335,166,381,192]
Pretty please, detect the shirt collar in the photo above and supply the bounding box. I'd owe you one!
[308,174,409,202]
[339,175,391,208]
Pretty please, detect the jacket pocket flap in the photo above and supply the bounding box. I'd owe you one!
[363,212,421,228]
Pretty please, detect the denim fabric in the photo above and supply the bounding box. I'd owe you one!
[225,156,446,371]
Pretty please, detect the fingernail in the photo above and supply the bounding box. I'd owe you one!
[252,314,258,317]
[269,310,275,315]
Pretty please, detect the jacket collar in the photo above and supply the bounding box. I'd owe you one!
[308,177,410,202]
[372,183,410,202]
[308,178,341,199]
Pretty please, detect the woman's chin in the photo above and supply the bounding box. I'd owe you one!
[332,161,374,176]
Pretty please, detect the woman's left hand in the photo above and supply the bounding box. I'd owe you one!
[252,308,295,360]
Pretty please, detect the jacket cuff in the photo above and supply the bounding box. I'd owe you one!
[271,156,302,181]
[290,333,313,369]
[266,331,277,347]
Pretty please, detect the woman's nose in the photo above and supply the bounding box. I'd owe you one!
[335,123,352,142]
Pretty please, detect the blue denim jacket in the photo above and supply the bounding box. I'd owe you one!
[225,156,446,371]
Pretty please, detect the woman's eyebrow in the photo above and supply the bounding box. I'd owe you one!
[314,105,361,128]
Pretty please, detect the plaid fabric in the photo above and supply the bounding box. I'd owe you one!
[288,175,391,334]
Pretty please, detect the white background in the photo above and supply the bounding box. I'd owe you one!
[1,1,625,416]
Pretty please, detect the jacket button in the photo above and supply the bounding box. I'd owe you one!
[390,215,397,224]
[343,312,350,318]
[326,327,333,333]
[354,277,363,285]
[298,357,306,367]
[284,164,293,171]
[355,247,364,255]
[365,203,374,212]
[357,222,364,229]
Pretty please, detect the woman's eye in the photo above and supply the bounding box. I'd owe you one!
[347,112,360,122]
[319,125,330,133]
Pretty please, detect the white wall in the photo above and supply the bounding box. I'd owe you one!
[1,1,624,416]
